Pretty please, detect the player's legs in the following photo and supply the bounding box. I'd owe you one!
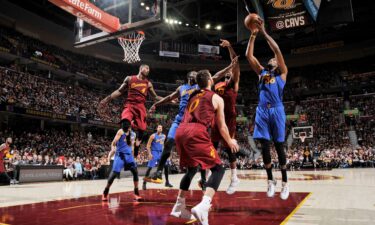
[192,164,225,225]
[150,120,179,183]
[143,150,161,188]
[258,138,276,197]
[102,171,120,201]
[0,172,12,185]
[129,167,142,200]
[164,163,173,187]
[171,167,198,220]
[271,106,289,200]
[224,147,240,195]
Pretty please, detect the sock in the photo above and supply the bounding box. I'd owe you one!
[201,195,212,206]
[134,187,139,196]
[231,169,237,179]
[266,167,273,181]
[177,196,186,204]
[281,169,287,183]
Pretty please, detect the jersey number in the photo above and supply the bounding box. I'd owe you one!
[188,99,200,113]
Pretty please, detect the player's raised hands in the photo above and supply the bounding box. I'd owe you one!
[255,18,266,34]
[220,39,231,48]
[228,138,240,153]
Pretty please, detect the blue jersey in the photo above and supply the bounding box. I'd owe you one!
[258,69,285,106]
[151,133,165,152]
[177,84,199,119]
[116,131,135,154]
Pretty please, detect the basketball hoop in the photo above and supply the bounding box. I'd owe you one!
[299,132,307,143]
[118,31,145,64]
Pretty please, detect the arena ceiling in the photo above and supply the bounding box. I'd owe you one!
[8,0,375,56]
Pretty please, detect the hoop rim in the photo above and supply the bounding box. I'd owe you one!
[118,31,145,42]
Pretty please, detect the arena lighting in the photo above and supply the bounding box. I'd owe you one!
[195,24,198,27]
[186,23,189,26]
[140,2,145,6]
[145,6,150,10]
[174,20,178,24]
[205,24,211,29]
[178,21,182,25]
[216,25,222,30]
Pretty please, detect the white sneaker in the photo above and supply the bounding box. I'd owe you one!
[267,179,277,197]
[170,200,195,220]
[191,202,210,225]
[280,182,289,200]
[226,178,240,195]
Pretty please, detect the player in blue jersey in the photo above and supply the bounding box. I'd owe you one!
[246,19,289,200]
[102,125,142,202]
[147,62,237,185]
[143,125,172,189]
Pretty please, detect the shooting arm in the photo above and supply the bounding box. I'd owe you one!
[245,33,264,76]
[263,32,288,80]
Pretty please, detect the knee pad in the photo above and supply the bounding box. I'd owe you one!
[206,164,225,191]
[121,119,131,131]
[224,148,237,163]
[275,142,286,166]
[259,139,271,165]
[108,171,120,184]
[179,167,198,191]
[130,168,139,182]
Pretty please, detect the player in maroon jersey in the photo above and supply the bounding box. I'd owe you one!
[0,137,12,184]
[170,70,239,224]
[211,39,241,195]
[98,64,162,157]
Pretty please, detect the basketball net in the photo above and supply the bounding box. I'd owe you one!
[118,31,145,64]
[300,136,306,143]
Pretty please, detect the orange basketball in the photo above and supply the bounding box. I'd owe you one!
[244,13,260,32]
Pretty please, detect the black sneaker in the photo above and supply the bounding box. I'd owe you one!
[150,171,163,184]
[165,182,173,188]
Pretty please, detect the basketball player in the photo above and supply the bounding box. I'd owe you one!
[147,59,239,185]
[143,125,172,190]
[211,39,241,195]
[98,64,162,159]
[171,70,239,224]
[0,138,12,184]
[246,19,289,200]
[102,126,141,201]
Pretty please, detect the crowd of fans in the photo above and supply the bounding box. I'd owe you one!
[1,26,375,185]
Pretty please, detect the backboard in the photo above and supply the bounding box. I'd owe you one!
[63,0,166,48]
[292,126,313,143]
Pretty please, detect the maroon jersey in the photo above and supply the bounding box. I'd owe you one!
[182,89,216,128]
[126,75,149,104]
[214,81,237,118]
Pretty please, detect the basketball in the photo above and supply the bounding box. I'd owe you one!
[244,13,260,32]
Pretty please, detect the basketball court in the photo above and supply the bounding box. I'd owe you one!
[1,169,374,225]
[1,0,374,225]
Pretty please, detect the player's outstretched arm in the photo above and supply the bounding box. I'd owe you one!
[245,30,264,77]
[148,82,163,101]
[212,94,239,153]
[221,39,241,92]
[98,77,130,112]
[212,56,239,83]
[109,129,124,160]
[258,21,288,81]
[149,87,180,113]
[146,134,155,160]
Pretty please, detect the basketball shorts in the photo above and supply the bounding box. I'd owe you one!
[112,152,137,173]
[253,105,286,142]
[176,123,222,170]
[121,103,147,131]
[167,114,183,140]
[147,150,162,168]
